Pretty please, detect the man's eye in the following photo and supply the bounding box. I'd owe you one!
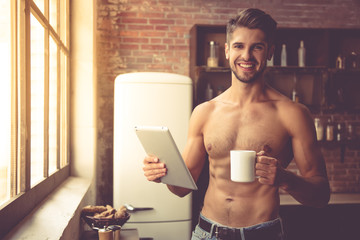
[234,45,243,49]
[254,45,264,50]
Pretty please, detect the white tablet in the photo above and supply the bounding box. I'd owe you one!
[135,126,198,190]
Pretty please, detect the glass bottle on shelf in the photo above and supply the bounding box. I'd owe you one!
[267,55,274,67]
[347,123,356,141]
[336,54,345,69]
[336,122,344,142]
[326,116,335,141]
[291,74,300,103]
[348,51,358,69]
[204,83,213,101]
[216,86,224,96]
[207,41,219,67]
[281,44,287,67]
[298,40,306,67]
[314,118,324,141]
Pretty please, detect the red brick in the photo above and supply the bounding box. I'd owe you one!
[175,39,186,45]
[137,57,153,63]
[119,31,139,37]
[150,38,162,44]
[163,39,174,45]
[167,32,178,38]
[149,19,175,25]
[140,31,166,38]
[165,57,181,64]
[175,19,185,25]
[118,44,139,50]
[146,64,173,70]
[170,26,189,33]
[141,45,167,51]
[166,13,191,19]
[126,63,146,69]
[155,25,169,31]
[168,45,188,51]
[123,37,149,43]
[121,18,148,24]
[116,12,137,18]
[138,12,165,18]
[127,25,154,31]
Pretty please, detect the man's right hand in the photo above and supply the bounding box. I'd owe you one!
[143,156,167,183]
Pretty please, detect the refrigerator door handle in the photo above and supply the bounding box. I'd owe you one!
[124,204,154,212]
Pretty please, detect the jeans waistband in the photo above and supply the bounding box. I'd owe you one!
[198,213,284,240]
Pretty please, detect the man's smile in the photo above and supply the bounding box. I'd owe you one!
[237,61,257,71]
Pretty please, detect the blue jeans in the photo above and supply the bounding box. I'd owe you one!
[191,213,285,240]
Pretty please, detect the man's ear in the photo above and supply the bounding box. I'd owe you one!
[225,43,229,60]
[267,44,275,60]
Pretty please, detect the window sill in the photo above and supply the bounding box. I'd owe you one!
[3,176,92,240]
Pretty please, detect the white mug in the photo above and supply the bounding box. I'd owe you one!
[230,150,256,182]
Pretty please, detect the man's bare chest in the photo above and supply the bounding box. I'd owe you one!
[203,106,290,160]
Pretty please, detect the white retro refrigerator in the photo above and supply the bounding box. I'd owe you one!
[113,72,193,240]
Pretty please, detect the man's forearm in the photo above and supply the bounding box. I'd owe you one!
[280,170,330,208]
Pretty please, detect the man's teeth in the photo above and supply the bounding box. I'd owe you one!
[239,63,254,68]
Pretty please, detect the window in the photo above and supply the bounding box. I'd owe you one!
[0,0,69,208]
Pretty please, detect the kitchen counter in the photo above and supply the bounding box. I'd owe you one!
[280,193,360,205]
[279,195,360,240]
[82,229,139,240]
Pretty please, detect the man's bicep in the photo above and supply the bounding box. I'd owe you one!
[182,104,208,182]
[292,135,326,178]
[289,106,327,178]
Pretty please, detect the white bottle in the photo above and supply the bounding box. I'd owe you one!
[207,41,219,67]
[281,44,287,67]
[205,83,213,101]
[326,117,334,141]
[298,40,306,67]
[314,118,324,141]
[291,75,299,103]
[267,55,274,67]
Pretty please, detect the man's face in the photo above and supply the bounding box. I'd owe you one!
[225,27,274,83]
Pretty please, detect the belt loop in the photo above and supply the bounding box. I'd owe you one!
[214,225,219,238]
[209,223,216,238]
[279,217,285,239]
[240,228,245,240]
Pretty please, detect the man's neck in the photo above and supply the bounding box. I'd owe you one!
[229,74,266,106]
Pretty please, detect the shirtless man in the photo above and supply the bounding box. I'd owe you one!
[143,8,330,240]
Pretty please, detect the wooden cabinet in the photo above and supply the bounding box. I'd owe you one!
[327,69,360,111]
[189,25,360,112]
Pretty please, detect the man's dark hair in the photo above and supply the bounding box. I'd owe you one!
[226,8,277,45]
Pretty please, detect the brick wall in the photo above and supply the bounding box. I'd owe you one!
[95,0,360,203]
[313,114,360,193]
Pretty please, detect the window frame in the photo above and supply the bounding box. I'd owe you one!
[0,0,70,237]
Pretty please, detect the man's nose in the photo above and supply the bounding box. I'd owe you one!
[242,48,252,61]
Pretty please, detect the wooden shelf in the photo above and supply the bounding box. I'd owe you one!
[189,25,360,110]
[197,66,329,73]
[266,66,328,74]
[196,65,230,73]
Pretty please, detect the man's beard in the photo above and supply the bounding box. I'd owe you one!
[231,60,267,84]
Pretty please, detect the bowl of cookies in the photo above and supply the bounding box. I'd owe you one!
[81,204,130,229]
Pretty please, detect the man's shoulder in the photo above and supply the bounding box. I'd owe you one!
[190,101,215,125]
[274,98,313,132]
[266,87,310,115]
[193,100,216,114]
[276,99,310,115]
